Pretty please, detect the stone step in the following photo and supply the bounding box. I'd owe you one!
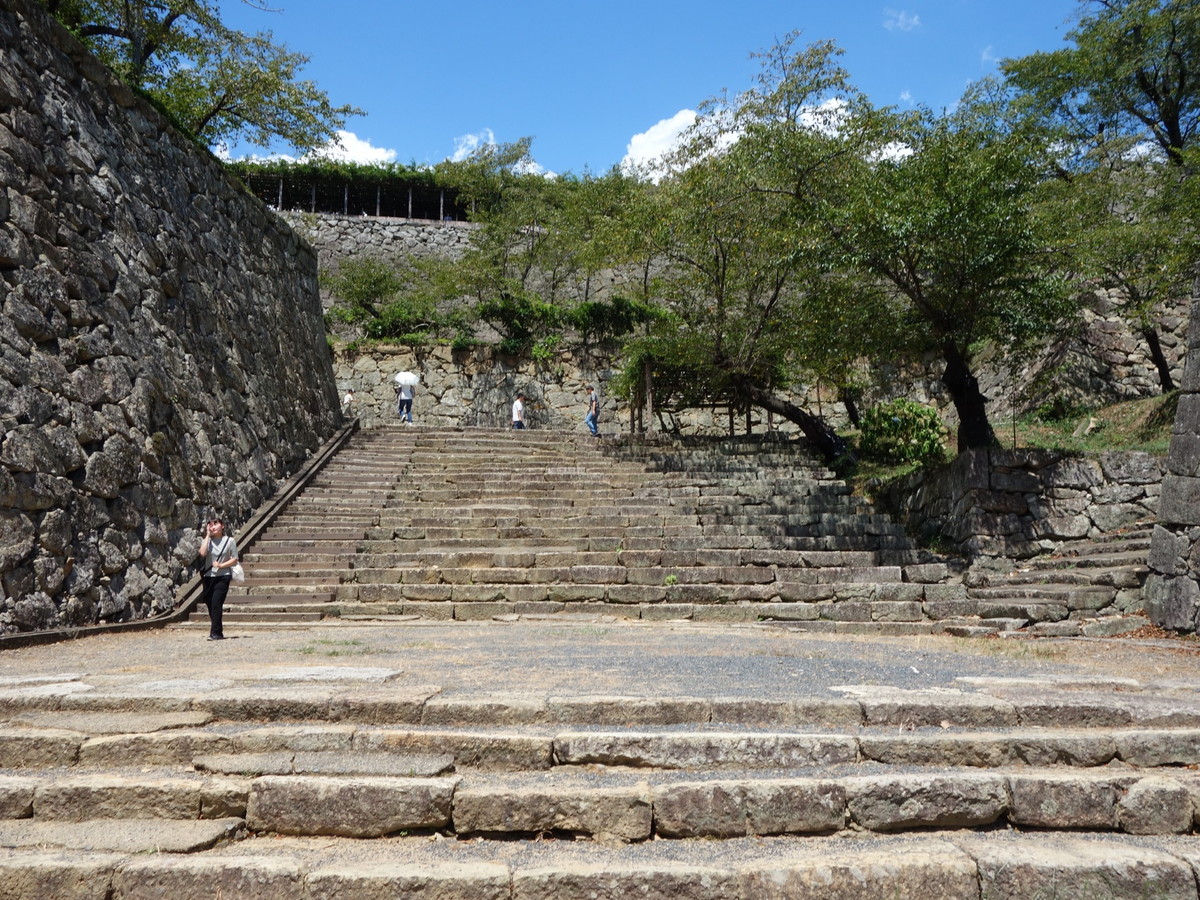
[0,767,1195,841]
[1,831,1196,899]
[5,716,1200,775]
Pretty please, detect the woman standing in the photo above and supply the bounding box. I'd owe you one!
[197,517,239,641]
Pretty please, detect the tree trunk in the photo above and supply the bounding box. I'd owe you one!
[730,376,854,465]
[1140,325,1176,393]
[839,387,862,429]
[941,342,998,451]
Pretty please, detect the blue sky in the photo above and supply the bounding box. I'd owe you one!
[219,0,1084,174]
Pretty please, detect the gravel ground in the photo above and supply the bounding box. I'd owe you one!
[0,618,1196,697]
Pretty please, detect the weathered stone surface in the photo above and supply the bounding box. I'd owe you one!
[652,779,845,837]
[77,730,231,766]
[245,775,458,837]
[421,697,549,726]
[846,774,1007,830]
[0,851,121,900]
[850,687,1017,727]
[1117,776,1194,834]
[968,836,1197,900]
[113,856,304,900]
[515,864,740,900]
[740,840,979,900]
[354,728,554,770]
[307,862,511,900]
[861,733,1013,768]
[547,696,710,726]
[1008,774,1117,829]
[454,784,651,841]
[1117,729,1200,766]
[0,777,36,818]
[0,728,82,767]
[0,817,242,853]
[33,774,248,821]
[553,731,857,769]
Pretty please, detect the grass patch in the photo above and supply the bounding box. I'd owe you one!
[292,639,377,657]
[996,392,1177,455]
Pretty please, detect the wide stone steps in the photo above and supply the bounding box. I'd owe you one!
[1,652,1198,899]
[195,427,1149,634]
[0,765,1196,842]
[4,833,1200,900]
[2,682,1200,843]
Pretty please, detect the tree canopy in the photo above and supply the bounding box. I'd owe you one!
[42,0,362,153]
[1002,0,1200,167]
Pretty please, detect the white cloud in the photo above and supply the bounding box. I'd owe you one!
[884,9,921,31]
[899,90,914,104]
[448,129,556,177]
[621,109,697,178]
[451,128,497,162]
[305,130,397,164]
[980,45,998,66]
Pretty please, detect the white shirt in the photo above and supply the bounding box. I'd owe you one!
[512,398,524,422]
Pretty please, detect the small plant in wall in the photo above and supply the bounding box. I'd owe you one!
[664,574,679,586]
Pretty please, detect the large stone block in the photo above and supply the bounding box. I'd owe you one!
[308,862,510,900]
[1008,774,1117,829]
[1117,776,1194,834]
[0,851,121,900]
[741,840,979,900]
[246,774,458,837]
[454,784,651,841]
[969,836,1196,900]
[847,774,1007,830]
[113,857,303,900]
[516,864,740,900]
[652,778,845,837]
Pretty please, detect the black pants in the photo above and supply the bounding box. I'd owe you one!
[201,575,230,638]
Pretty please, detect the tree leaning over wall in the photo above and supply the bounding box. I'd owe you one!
[41,0,363,153]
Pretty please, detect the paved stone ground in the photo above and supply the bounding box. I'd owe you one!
[1,617,1196,700]
[3,619,1200,899]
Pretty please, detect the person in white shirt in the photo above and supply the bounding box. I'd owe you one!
[341,388,355,416]
[396,383,414,423]
[512,392,526,429]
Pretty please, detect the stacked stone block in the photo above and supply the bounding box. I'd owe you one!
[0,0,340,633]
[1146,292,1200,632]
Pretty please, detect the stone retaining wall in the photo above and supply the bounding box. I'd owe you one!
[336,344,622,433]
[878,448,1163,559]
[1146,291,1200,633]
[334,345,819,437]
[0,0,340,632]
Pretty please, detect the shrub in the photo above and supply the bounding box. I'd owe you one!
[859,399,947,464]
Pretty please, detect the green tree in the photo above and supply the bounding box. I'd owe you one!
[1051,144,1196,391]
[830,95,1073,451]
[323,256,441,341]
[612,34,874,462]
[41,0,361,152]
[434,142,653,354]
[1002,0,1200,168]
[1003,1,1200,393]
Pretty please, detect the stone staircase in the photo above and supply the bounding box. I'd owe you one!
[210,427,952,630]
[960,524,1154,637]
[0,428,1184,897]
[1,662,1199,898]
[204,426,1152,639]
